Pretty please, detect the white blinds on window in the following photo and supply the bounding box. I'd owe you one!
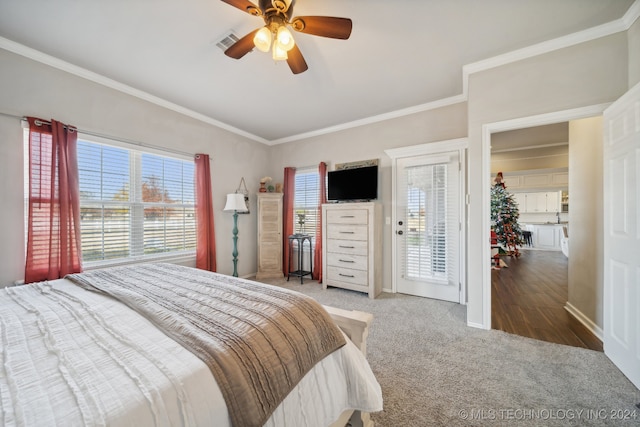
[400,159,457,285]
[293,169,320,239]
[77,140,195,264]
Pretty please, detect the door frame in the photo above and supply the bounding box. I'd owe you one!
[480,103,611,329]
[385,138,468,302]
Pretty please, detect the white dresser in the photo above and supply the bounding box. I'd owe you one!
[256,193,283,280]
[322,202,382,298]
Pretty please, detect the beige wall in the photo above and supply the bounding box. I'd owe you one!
[267,103,468,291]
[567,116,604,327]
[0,49,271,285]
[0,21,634,332]
[629,14,640,88]
[467,33,628,326]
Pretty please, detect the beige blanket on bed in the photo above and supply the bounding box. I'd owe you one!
[67,263,346,427]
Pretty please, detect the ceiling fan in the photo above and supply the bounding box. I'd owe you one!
[221,0,352,74]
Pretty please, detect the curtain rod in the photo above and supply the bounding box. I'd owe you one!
[0,111,206,160]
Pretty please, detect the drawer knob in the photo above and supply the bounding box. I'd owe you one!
[340,231,355,234]
[339,273,355,278]
[339,245,355,249]
[339,259,355,263]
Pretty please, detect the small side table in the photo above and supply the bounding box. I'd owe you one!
[287,234,313,283]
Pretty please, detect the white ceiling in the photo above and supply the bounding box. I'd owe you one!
[0,0,635,144]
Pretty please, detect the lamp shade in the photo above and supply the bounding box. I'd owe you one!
[276,26,295,51]
[224,193,248,212]
[253,27,272,53]
[272,42,288,61]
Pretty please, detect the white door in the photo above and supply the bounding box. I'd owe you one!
[603,83,640,389]
[395,152,461,302]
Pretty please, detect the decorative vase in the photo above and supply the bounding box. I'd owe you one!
[259,182,267,192]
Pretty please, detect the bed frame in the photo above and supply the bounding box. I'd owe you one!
[324,305,375,427]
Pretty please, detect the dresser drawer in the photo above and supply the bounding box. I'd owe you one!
[326,253,368,271]
[327,224,368,241]
[326,209,368,225]
[326,238,368,256]
[326,266,368,287]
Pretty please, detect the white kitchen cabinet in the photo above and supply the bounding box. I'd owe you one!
[513,192,524,211]
[545,191,560,212]
[527,192,548,212]
[515,191,562,213]
[528,224,564,250]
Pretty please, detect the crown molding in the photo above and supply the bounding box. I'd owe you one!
[0,36,268,144]
[2,0,638,145]
[267,94,466,145]
[622,0,640,28]
[462,13,632,95]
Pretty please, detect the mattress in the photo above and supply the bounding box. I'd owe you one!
[0,273,382,426]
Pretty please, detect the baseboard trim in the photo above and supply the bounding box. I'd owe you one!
[564,302,603,342]
[467,321,489,330]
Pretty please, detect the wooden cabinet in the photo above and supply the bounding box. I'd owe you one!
[256,193,283,280]
[322,202,381,299]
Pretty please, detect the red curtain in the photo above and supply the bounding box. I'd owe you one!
[313,162,327,281]
[282,167,296,276]
[25,117,82,283]
[195,154,217,271]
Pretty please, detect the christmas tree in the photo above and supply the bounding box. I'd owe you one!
[490,184,524,256]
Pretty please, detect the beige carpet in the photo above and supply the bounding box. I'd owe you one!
[254,276,640,426]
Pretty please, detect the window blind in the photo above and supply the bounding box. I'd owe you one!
[401,162,454,283]
[293,168,320,242]
[77,140,196,264]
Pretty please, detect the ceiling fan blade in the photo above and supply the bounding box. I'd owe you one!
[290,16,352,39]
[224,29,259,59]
[287,44,308,74]
[220,0,261,16]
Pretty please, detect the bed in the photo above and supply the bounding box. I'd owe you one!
[0,263,382,427]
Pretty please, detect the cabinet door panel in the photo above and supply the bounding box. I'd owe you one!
[545,191,560,212]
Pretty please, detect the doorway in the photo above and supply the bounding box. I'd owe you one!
[488,123,599,348]
[481,106,608,348]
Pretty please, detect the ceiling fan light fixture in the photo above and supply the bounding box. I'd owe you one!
[253,26,272,52]
[276,26,295,51]
[272,42,288,61]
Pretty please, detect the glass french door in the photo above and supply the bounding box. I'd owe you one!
[395,152,461,302]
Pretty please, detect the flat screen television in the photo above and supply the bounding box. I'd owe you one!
[327,165,378,202]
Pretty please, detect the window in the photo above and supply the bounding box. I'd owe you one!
[293,168,320,244]
[403,163,448,280]
[76,139,196,265]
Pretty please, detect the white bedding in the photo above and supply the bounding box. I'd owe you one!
[0,278,382,427]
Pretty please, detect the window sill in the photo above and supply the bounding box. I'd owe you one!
[82,252,196,271]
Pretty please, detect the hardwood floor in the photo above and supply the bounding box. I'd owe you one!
[491,249,603,351]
